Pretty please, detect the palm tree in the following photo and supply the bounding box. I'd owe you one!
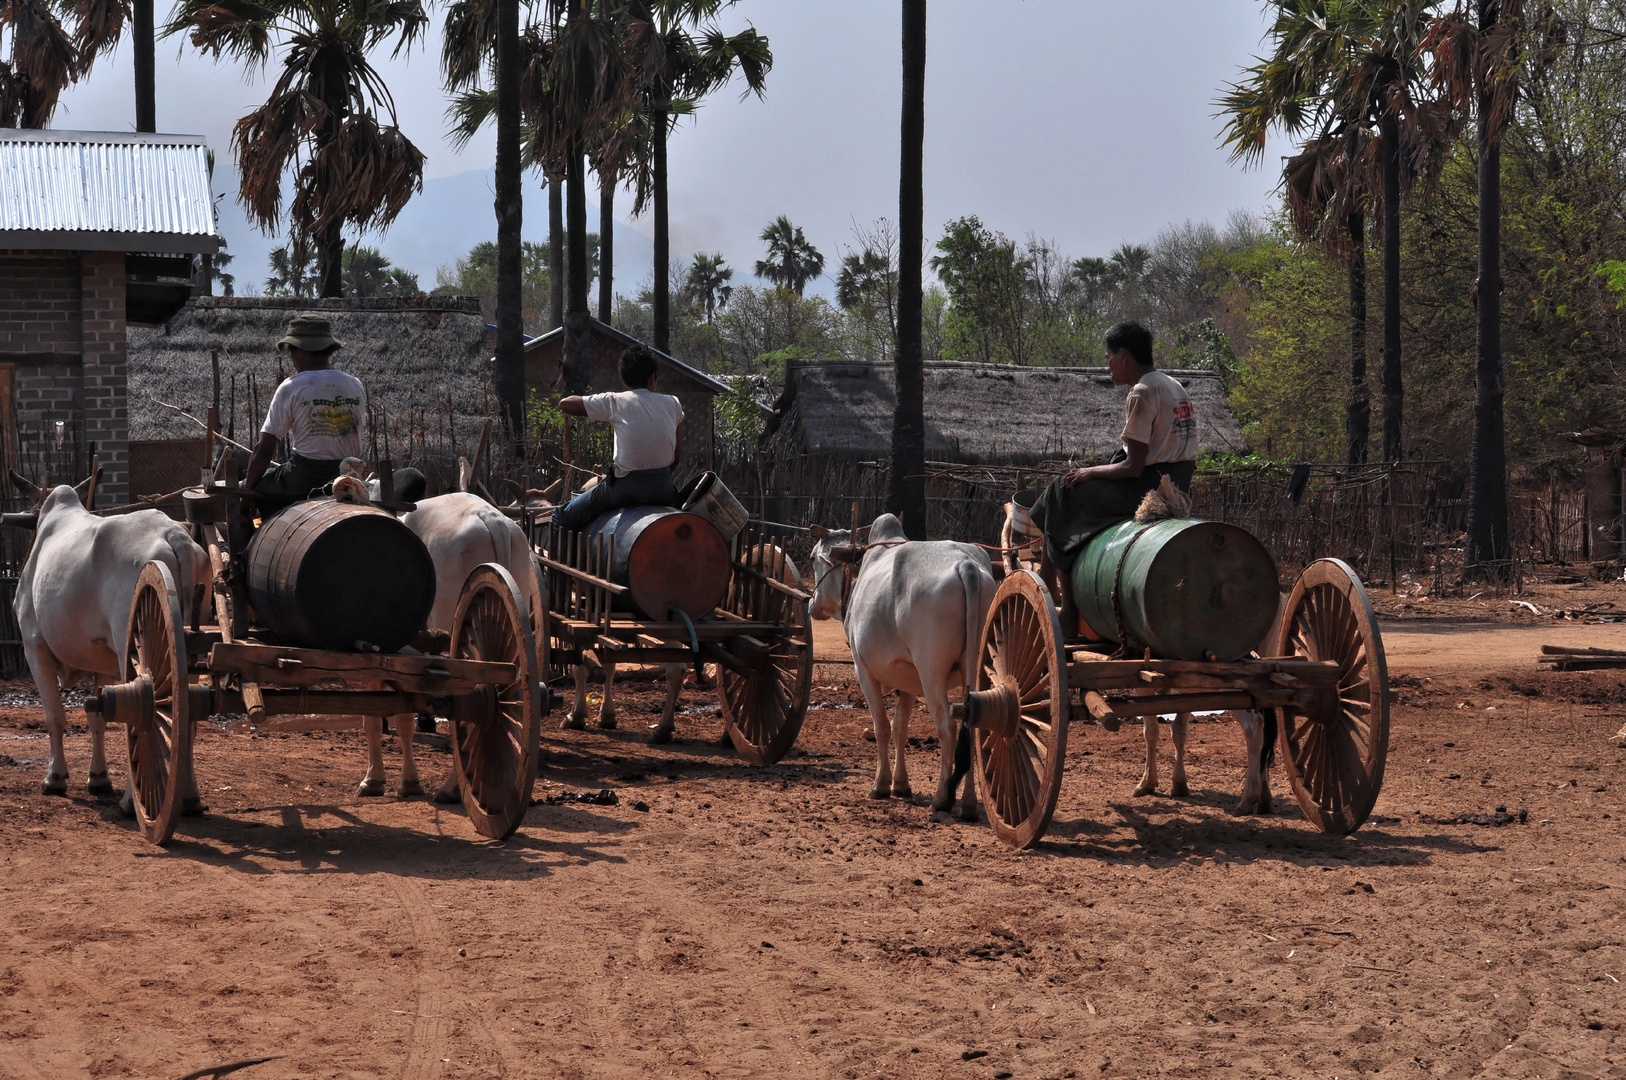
[1218,0,1447,462]
[169,0,429,300]
[1281,124,1379,462]
[1427,0,1535,573]
[0,0,105,127]
[265,245,318,297]
[755,215,825,296]
[685,252,732,322]
[623,0,771,352]
[890,0,926,538]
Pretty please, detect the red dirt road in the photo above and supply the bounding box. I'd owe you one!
[1,606,1623,1079]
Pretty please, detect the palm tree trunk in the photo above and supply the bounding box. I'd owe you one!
[653,101,670,353]
[1346,211,1370,464]
[888,0,927,540]
[549,179,564,331]
[317,225,344,298]
[134,0,155,132]
[1467,0,1508,574]
[563,147,591,395]
[493,0,525,446]
[598,172,614,325]
[1380,104,1403,462]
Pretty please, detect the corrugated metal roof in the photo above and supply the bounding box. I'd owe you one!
[0,130,216,238]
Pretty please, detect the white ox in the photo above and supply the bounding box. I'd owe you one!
[809,514,995,819]
[359,492,544,799]
[11,479,210,811]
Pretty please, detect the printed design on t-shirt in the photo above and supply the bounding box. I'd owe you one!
[307,395,361,438]
[1171,398,1196,446]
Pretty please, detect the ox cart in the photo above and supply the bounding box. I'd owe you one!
[953,514,1390,848]
[540,476,813,765]
[89,460,544,846]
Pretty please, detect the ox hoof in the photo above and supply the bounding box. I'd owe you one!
[648,724,674,745]
[861,727,876,743]
[1132,780,1157,797]
[86,771,114,795]
[716,727,735,748]
[890,784,913,799]
[119,793,136,818]
[41,774,68,797]
[181,797,207,817]
[560,715,587,731]
[1170,779,1190,798]
[596,712,617,731]
[869,786,892,800]
[397,779,425,799]
[432,782,461,804]
[958,802,981,823]
[357,779,386,797]
[930,796,953,813]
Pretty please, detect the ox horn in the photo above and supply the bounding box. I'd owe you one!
[1,512,39,530]
[6,469,39,500]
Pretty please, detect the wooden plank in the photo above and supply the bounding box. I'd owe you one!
[217,714,366,735]
[538,555,629,595]
[207,642,515,684]
[1069,657,1340,692]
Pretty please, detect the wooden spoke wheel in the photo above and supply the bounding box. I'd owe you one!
[123,561,193,846]
[449,563,542,839]
[1274,558,1390,834]
[968,570,1069,849]
[719,597,813,766]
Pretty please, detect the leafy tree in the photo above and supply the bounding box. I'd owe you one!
[433,239,551,330]
[685,252,733,322]
[836,222,899,364]
[167,0,428,299]
[755,215,825,296]
[930,215,1032,365]
[343,245,420,297]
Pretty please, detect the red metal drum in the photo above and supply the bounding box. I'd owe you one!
[583,506,731,619]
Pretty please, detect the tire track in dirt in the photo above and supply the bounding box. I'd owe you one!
[389,875,525,1079]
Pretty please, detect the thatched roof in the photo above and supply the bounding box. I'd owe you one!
[128,296,491,450]
[766,359,1246,465]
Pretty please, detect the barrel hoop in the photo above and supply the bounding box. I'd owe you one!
[1109,522,1156,659]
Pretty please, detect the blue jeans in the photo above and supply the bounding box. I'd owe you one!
[552,466,680,530]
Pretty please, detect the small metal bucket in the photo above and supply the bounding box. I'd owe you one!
[1007,488,1041,538]
[679,471,749,541]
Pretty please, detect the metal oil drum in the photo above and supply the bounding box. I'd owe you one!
[1071,517,1278,661]
[583,506,731,619]
[247,499,436,653]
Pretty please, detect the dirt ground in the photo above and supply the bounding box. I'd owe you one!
[2,585,1624,1079]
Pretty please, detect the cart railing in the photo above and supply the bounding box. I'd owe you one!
[726,520,811,625]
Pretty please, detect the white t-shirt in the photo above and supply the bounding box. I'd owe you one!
[261,368,367,461]
[1122,369,1197,464]
[583,388,684,476]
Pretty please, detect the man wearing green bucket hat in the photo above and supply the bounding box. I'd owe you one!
[244,314,368,514]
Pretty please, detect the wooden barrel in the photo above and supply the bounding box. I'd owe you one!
[678,471,748,541]
[247,500,436,652]
[1070,517,1278,661]
[583,506,731,619]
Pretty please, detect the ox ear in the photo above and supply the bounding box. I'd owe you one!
[7,470,39,500]
[808,524,830,539]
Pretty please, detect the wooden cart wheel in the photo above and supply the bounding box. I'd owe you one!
[719,594,813,766]
[449,563,542,839]
[969,569,1069,849]
[1274,558,1390,834]
[123,561,193,846]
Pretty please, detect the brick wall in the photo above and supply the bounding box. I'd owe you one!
[80,251,128,504]
[0,253,81,357]
[0,250,130,504]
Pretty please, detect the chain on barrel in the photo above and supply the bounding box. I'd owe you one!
[246,500,437,652]
[1071,517,1278,661]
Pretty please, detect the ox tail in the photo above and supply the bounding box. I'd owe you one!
[1260,708,1278,772]
[172,534,210,626]
[948,559,984,796]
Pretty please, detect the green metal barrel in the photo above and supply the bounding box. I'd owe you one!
[1071,517,1278,661]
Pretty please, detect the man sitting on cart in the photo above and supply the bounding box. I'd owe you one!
[552,345,685,530]
[244,315,369,515]
[1030,320,1198,632]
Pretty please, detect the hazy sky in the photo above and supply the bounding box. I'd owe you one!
[52,1,1289,294]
